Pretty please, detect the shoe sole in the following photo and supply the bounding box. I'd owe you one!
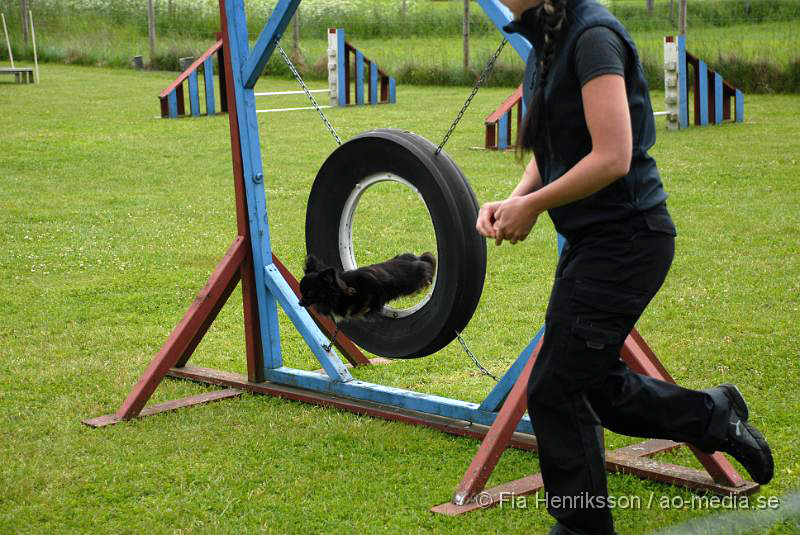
[744,421,774,484]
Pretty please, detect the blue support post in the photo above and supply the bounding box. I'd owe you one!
[389,77,396,104]
[263,264,352,383]
[479,327,545,412]
[475,0,532,60]
[188,70,201,117]
[714,73,723,124]
[225,0,286,369]
[678,35,688,129]
[337,29,346,106]
[498,112,509,150]
[355,50,364,105]
[168,90,178,118]
[204,57,216,115]
[369,62,378,105]
[735,89,744,122]
[242,0,301,88]
[698,60,709,126]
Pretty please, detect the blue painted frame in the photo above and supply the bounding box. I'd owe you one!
[204,57,216,115]
[336,29,347,106]
[699,60,709,126]
[498,112,509,150]
[224,0,547,434]
[189,70,201,116]
[735,89,744,122]
[369,62,378,104]
[355,50,365,105]
[678,35,688,129]
[168,90,178,118]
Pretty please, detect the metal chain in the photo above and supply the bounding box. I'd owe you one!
[277,43,342,146]
[455,331,498,381]
[435,39,508,155]
[323,322,339,353]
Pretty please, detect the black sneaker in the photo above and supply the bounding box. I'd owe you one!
[717,384,774,484]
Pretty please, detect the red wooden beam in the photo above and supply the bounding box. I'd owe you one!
[113,236,249,421]
[621,331,745,488]
[219,1,264,383]
[176,84,186,116]
[84,388,242,428]
[159,39,224,99]
[450,339,542,506]
[485,123,497,150]
[485,85,522,124]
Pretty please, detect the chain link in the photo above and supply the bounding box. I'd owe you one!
[455,331,498,381]
[277,43,342,146]
[435,39,508,155]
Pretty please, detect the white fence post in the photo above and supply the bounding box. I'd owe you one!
[327,28,339,107]
[663,36,680,130]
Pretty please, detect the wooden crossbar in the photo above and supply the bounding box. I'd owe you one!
[159,39,223,99]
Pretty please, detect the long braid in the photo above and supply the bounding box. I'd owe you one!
[517,0,567,156]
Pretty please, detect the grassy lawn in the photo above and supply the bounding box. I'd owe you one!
[1,63,798,534]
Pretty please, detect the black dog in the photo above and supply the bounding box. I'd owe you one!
[298,252,436,322]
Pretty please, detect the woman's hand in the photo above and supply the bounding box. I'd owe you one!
[492,195,540,245]
[476,200,503,239]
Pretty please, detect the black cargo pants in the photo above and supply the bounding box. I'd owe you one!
[527,212,730,535]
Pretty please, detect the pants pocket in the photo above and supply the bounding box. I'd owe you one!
[571,320,624,351]
[559,279,649,384]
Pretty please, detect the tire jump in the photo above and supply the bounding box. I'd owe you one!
[306,129,487,359]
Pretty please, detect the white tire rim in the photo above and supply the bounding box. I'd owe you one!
[338,172,438,319]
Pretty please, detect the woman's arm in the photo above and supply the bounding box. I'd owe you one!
[491,73,633,244]
[476,156,543,239]
[510,156,544,198]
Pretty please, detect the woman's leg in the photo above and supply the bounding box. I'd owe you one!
[527,225,693,535]
[585,360,724,447]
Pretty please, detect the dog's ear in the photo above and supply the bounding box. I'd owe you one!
[319,267,339,286]
[333,272,357,295]
[304,254,324,274]
[320,268,356,295]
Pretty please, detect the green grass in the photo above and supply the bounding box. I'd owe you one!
[1,64,799,534]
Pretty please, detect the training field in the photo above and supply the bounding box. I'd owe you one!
[1,64,798,534]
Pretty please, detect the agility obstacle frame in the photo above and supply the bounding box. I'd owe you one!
[664,35,744,130]
[159,34,228,118]
[88,0,760,514]
[159,26,395,118]
[328,27,396,107]
[484,84,524,150]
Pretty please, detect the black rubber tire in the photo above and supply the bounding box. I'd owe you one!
[305,128,486,358]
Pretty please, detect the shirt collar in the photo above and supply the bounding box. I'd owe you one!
[501,6,546,49]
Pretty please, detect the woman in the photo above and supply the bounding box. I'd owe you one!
[475,1,773,534]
